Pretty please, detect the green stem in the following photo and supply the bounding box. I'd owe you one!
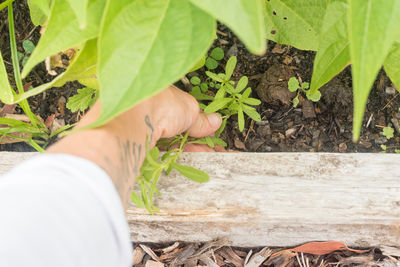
[0,0,14,11]
[8,3,44,129]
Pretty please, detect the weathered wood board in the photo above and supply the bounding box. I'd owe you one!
[1,152,400,247]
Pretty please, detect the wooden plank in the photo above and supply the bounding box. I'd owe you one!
[1,152,400,247]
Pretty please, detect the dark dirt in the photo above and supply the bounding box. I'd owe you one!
[207,26,400,154]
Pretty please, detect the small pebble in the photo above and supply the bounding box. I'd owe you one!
[374,137,388,145]
[385,87,397,95]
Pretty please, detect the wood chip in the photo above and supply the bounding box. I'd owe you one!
[302,100,316,119]
[245,247,272,267]
[133,246,146,265]
[145,260,164,267]
[380,245,400,257]
[285,128,297,138]
[218,247,244,267]
[4,114,30,122]
[199,257,219,267]
[161,242,180,254]
[140,244,161,262]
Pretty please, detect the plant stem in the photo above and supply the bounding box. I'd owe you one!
[0,0,14,11]
[8,3,43,129]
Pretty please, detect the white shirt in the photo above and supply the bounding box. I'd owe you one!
[0,154,133,267]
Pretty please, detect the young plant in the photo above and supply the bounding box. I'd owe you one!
[205,47,224,70]
[202,56,262,132]
[288,77,321,108]
[17,40,35,67]
[66,87,98,113]
[131,132,226,214]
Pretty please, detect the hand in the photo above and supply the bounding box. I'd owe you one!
[48,85,222,206]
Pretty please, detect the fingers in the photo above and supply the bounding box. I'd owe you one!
[187,112,222,138]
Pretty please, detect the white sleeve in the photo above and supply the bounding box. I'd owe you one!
[0,154,133,267]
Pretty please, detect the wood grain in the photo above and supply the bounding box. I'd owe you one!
[1,152,400,247]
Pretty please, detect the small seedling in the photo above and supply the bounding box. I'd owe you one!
[17,40,35,67]
[205,47,224,69]
[66,87,98,113]
[288,77,321,107]
[131,132,226,214]
[382,126,394,139]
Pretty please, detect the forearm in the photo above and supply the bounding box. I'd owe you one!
[47,101,156,207]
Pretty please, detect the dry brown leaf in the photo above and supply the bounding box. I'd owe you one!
[4,114,30,122]
[45,114,56,128]
[245,247,271,267]
[133,246,146,265]
[272,241,370,258]
[0,133,31,144]
[337,255,374,266]
[234,138,246,150]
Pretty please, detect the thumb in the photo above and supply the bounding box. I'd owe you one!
[188,112,222,138]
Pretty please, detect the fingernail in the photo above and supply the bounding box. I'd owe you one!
[207,113,222,129]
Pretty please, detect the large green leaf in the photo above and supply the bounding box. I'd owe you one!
[28,0,51,16]
[96,0,215,126]
[0,52,15,104]
[66,0,89,28]
[190,0,266,54]
[27,0,51,25]
[15,39,97,102]
[310,1,350,93]
[264,0,329,51]
[384,42,400,90]
[22,0,105,78]
[349,0,400,141]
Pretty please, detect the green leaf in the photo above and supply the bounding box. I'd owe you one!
[288,77,300,92]
[190,86,214,101]
[214,86,225,99]
[242,87,251,99]
[206,71,224,82]
[237,105,245,131]
[190,76,201,85]
[349,0,400,141]
[210,47,224,60]
[28,0,50,26]
[191,0,266,54]
[130,191,145,207]
[0,51,15,104]
[384,42,400,90]
[211,137,227,147]
[264,0,328,50]
[235,76,248,93]
[306,90,321,102]
[200,82,208,92]
[242,105,261,122]
[21,57,29,67]
[171,162,209,183]
[225,56,237,80]
[205,57,218,69]
[66,87,97,112]
[189,55,206,72]
[205,136,214,148]
[66,0,89,29]
[243,97,261,106]
[96,0,216,127]
[310,1,350,93]
[215,116,227,137]
[301,82,309,89]
[292,95,299,107]
[16,39,98,102]
[22,40,35,54]
[204,98,232,113]
[29,0,51,16]
[149,146,160,161]
[22,0,106,78]
[382,126,394,139]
